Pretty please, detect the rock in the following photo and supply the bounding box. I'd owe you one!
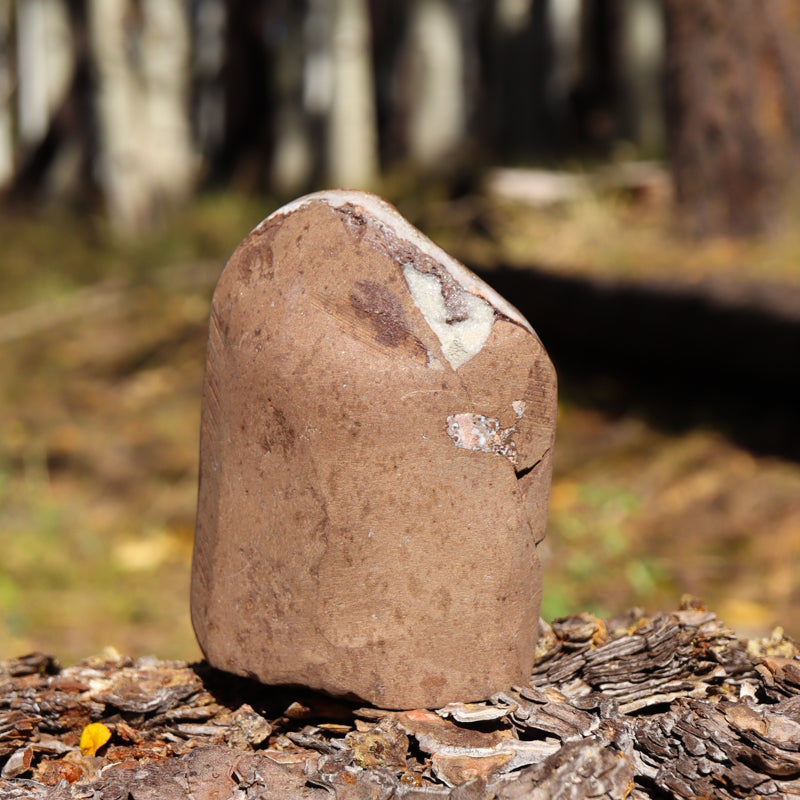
[190,190,557,709]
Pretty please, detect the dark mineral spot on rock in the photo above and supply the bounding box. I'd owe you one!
[350,280,411,348]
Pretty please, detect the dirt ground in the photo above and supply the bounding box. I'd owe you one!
[0,186,798,666]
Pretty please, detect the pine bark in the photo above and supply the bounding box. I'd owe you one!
[664,0,800,237]
[2,605,798,798]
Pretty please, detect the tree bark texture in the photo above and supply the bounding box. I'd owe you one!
[664,0,800,237]
[1,604,799,798]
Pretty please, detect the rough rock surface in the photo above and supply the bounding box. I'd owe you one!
[2,605,799,799]
[191,190,557,709]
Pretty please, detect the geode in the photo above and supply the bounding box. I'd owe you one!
[191,190,557,709]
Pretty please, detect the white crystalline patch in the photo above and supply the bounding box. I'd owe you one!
[260,190,534,334]
[403,266,495,370]
[446,413,517,465]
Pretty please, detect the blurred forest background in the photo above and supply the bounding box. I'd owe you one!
[1,0,800,665]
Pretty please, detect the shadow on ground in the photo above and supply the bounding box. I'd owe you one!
[476,264,800,462]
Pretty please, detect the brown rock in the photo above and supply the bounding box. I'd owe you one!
[190,190,557,709]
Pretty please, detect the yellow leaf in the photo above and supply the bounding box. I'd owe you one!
[79,722,111,757]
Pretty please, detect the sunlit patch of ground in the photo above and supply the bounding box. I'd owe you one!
[1,186,798,665]
[544,401,800,639]
[0,271,208,663]
[420,170,800,289]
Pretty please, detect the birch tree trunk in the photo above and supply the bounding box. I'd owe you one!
[16,0,72,148]
[619,0,664,154]
[90,0,194,232]
[141,0,194,204]
[0,0,13,187]
[404,0,466,170]
[17,0,49,146]
[327,0,378,189]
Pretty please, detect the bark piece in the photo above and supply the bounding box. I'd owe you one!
[1,746,34,779]
[191,190,558,709]
[344,717,409,769]
[494,739,635,800]
[87,662,202,713]
[1,607,800,798]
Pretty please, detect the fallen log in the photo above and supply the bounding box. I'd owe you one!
[1,602,798,799]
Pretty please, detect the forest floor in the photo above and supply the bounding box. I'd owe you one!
[1,175,799,666]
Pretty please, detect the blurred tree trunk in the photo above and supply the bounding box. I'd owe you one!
[549,0,582,143]
[5,0,95,205]
[17,0,50,147]
[618,0,664,154]
[215,0,269,189]
[327,0,378,188]
[142,1,195,205]
[763,1,800,152]
[0,0,13,187]
[192,0,226,174]
[404,0,466,171]
[16,0,73,148]
[270,0,315,196]
[485,0,555,160]
[574,0,620,152]
[664,0,800,237]
[90,0,194,232]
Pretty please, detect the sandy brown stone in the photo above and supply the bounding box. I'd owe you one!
[190,190,557,709]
